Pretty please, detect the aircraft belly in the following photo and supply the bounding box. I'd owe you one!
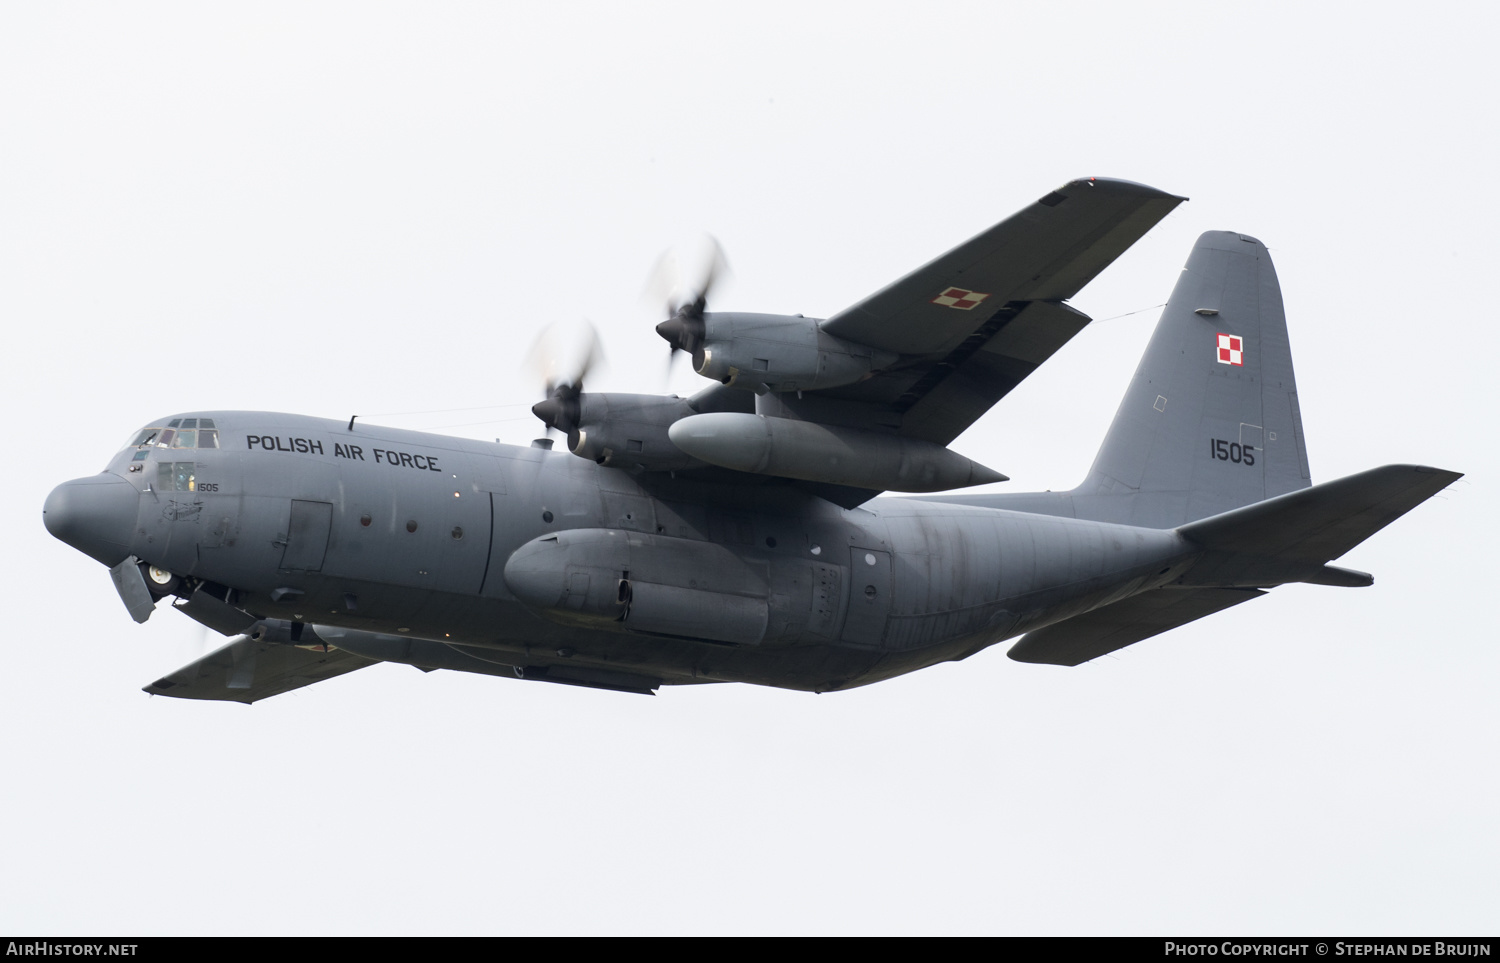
[286,585,881,691]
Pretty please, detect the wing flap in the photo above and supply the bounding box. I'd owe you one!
[143,637,377,704]
[1007,587,1265,666]
[895,299,1093,444]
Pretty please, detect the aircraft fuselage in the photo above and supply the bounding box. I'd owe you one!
[50,411,1195,692]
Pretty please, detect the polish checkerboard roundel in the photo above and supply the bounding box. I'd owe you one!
[1217,333,1244,366]
[931,287,990,310]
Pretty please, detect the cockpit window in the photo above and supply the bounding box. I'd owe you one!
[125,422,219,450]
[127,428,161,448]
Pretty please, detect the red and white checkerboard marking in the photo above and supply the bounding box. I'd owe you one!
[1216,333,1244,366]
[931,287,990,310]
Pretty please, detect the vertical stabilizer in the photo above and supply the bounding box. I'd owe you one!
[1070,231,1311,527]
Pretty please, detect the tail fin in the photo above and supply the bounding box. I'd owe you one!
[1072,231,1312,527]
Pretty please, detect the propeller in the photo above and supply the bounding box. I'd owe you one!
[648,236,728,374]
[525,318,603,449]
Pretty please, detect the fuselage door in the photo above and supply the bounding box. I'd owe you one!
[841,548,891,645]
[280,500,333,573]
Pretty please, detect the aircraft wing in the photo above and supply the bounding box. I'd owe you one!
[812,177,1185,445]
[143,636,377,704]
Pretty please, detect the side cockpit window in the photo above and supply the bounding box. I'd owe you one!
[157,461,197,492]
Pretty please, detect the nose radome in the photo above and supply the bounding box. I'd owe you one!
[44,474,139,566]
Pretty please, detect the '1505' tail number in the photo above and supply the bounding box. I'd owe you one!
[1211,439,1256,466]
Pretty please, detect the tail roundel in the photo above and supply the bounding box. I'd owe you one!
[1070,231,1312,528]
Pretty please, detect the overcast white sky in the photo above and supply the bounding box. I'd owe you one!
[3,2,1495,935]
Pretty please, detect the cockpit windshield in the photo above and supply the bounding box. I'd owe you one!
[124,418,219,451]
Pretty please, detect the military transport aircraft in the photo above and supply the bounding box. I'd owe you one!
[43,177,1461,702]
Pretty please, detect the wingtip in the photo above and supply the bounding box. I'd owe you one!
[1064,176,1188,202]
[1413,465,1464,483]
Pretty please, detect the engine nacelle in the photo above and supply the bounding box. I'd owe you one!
[695,313,896,392]
[567,393,706,472]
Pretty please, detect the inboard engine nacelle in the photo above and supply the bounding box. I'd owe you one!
[694,313,897,393]
[566,393,706,472]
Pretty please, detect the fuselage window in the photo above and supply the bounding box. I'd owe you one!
[171,430,197,448]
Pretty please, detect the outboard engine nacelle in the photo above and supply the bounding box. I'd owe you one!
[695,313,896,393]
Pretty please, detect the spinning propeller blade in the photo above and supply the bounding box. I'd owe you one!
[648,236,728,372]
[525,318,603,447]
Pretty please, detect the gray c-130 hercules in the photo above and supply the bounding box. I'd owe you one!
[43,178,1461,702]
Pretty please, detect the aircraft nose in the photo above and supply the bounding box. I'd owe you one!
[43,474,140,566]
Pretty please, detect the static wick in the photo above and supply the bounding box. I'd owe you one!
[348,415,358,432]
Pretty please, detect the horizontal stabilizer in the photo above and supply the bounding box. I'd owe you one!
[1176,464,1461,587]
[143,637,376,704]
[1008,587,1265,666]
